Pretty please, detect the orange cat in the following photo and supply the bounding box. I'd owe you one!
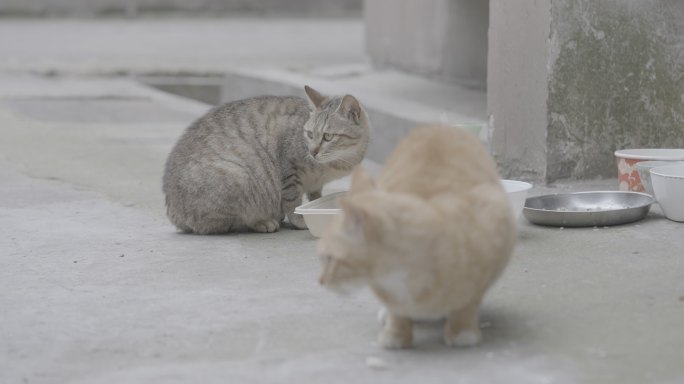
[318,125,516,348]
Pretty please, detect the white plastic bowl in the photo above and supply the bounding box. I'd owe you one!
[650,164,684,222]
[635,161,684,196]
[295,180,533,238]
[294,192,344,237]
[501,180,533,220]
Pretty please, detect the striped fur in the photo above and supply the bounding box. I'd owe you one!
[162,86,370,234]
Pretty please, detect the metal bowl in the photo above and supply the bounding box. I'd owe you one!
[523,191,654,227]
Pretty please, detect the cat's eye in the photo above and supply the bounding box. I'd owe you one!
[323,133,333,141]
[306,131,313,139]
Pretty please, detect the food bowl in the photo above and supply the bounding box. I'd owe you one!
[501,180,533,219]
[635,161,684,196]
[523,191,654,227]
[295,180,533,238]
[294,191,344,237]
[650,164,684,222]
[614,149,684,192]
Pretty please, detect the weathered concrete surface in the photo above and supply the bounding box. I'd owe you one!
[364,0,488,89]
[1,17,683,382]
[489,0,684,183]
[2,75,684,384]
[142,76,224,106]
[0,18,366,76]
[547,0,684,181]
[0,0,361,17]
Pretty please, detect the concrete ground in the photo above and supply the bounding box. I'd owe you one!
[1,18,683,384]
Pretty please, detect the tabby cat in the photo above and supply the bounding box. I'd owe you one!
[163,86,370,234]
[318,125,516,348]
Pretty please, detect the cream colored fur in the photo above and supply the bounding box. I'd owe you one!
[317,125,516,349]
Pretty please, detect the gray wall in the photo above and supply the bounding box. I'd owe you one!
[365,0,488,89]
[0,0,362,17]
[489,0,684,182]
[546,0,684,181]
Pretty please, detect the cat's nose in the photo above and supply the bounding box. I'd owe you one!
[310,146,320,157]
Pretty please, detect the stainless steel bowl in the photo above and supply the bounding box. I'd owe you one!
[523,191,654,227]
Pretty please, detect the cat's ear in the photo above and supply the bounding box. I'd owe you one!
[349,166,376,195]
[336,95,361,125]
[304,85,326,109]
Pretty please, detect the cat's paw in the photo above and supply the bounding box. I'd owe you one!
[251,219,280,233]
[287,213,308,230]
[378,331,412,349]
[377,307,387,326]
[444,329,482,348]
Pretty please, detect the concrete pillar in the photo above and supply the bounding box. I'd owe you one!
[489,0,684,183]
[487,0,550,181]
[364,0,488,89]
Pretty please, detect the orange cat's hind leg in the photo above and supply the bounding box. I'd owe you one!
[444,297,483,347]
[378,313,413,349]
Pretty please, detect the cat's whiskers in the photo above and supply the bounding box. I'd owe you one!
[334,157,354,167]
[314,152,331,162]
[317,153,355,169]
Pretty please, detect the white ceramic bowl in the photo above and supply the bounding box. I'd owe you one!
[635,161,684,196]
[501,180,533,220]
[295,180,533,237]
[650,164,684,222]
[614,149,684,192]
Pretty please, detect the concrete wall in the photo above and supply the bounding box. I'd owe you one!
[365,0,488,89]
[0,0,362,17]
[489,0,684,182]
[488,0,550,181]
[546,0,684,181]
